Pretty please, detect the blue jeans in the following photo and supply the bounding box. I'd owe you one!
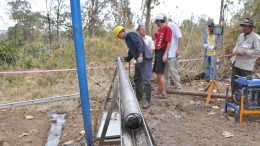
[204,55,218,81]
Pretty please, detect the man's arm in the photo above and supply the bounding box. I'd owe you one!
[163,27,172,62]
[176,38,182,57]
[130,33,144,56]
[175,25,183,56]
[245,37,260,56]
[233,35,241,55]
[124,51,134,62]
[203,34,207,44]
[163,42,171,61]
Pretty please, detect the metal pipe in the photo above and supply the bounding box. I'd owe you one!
[0,93,79,110]
[168,90,231,98]
[117,57,143,129]
[70,1,93,145]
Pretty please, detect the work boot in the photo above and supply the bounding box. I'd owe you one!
[135,82,143,101]
[142,84,151,109]
[142,99,151,109]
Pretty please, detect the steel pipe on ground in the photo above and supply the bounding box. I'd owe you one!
[117,57,143,129]
[168,90,231,98]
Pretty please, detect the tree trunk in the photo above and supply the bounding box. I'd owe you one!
[56,0,62,48]
[14,24,18,46]
[145,0,152,35]
[88,0,99,37]
[45,0,52,50]
[47,13,52,49]
[120,0,132,28]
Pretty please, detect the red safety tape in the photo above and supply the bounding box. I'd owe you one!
[0,54,234,74]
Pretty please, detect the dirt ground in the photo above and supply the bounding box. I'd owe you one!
[144,92,260,146]
[0,100,84,146]
[142,80,260,146]
[1,80,260,146]
[0,109,49,146]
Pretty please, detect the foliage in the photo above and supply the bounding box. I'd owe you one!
[1,0,260,87]
[223,0,260,54]
[8,0,44,42]
[0,41,19,66]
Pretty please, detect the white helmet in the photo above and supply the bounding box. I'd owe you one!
[155,14,166,21]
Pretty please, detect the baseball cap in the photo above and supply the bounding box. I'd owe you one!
[208,22,215,27]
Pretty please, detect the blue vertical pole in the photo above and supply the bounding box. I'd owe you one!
[70,0,93,145]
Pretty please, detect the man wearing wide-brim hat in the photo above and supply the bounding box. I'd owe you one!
[231,18,260,102]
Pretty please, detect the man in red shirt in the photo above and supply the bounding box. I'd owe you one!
[153,14,172,98]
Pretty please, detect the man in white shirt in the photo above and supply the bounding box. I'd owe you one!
[136,24,155,54]
[134,24,154,108]
[164,21,182,89]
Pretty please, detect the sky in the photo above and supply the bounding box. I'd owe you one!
[0,0,239,30]
[132,0,222,25]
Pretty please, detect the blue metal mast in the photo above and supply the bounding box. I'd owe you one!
[70,0,93,145]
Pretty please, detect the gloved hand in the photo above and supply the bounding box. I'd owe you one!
[121,57,126,62]
[208,45,214,50]
[137,56,143,63]
[204,44,208,49]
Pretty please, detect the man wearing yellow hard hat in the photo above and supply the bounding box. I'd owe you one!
[113,25,153,109]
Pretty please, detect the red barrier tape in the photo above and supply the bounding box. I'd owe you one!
[0,54,234,74]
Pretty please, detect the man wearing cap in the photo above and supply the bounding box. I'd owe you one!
[203,22,222,82]
[153,14,172,98]
[113,26,153,109]
[231,18,260,102]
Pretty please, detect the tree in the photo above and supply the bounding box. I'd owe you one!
[144,0,160,35]
[136,0,161,35]
[120,0,133,28]
[54,0,67,44]
[8,0,43,42]
[83,0,116,36]
[220,0,260,53]
[45,0,52,50]
[43,0,71,49]
[144,0,152,34]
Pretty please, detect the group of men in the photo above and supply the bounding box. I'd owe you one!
[204,18,260,102]
[113,14,260,108]
[113,14,182,109]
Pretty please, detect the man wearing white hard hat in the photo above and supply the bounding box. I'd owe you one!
[153,14,172,99]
